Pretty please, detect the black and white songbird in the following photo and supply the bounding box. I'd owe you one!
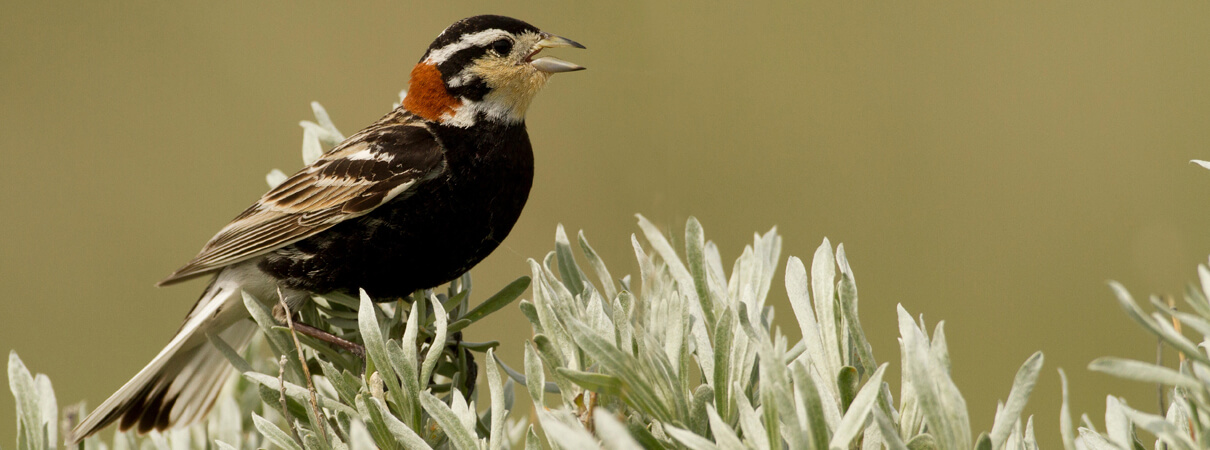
[67,15,584,444]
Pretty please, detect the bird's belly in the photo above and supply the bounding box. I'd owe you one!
[258,175,531,300]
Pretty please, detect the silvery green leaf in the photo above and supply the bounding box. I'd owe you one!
[393,303,422,426]
[838,366,859,412]
[1023,416,1037,450]
[242,290,304,378]
[301,429,328,450]
[1103,396,1129,450]
[897,305,970,450]
[34,373,57,448]
[702,241,729,301]
[524,342,546,406]
[420,296,448,387]
[711,306,736,422]
[1109,282,1210,365]
[830,363,889,450]
[253,413,303,450]
[301,126,323,166]
[837,244,876,375]
[1118,403,1198,450]
[791,361,831,449]
[631,233,656,301]
[664,424,720,450]
[529,260,579,372]
[450,276,530,332]
[1198,264,1210,313]
[354,394,402,450]
[974,432,991,450]
[1076,428,1117,450]
[1183,279,1210,320]
[750,324,795,448]
[903,433,936,450]
[578,230,618,301]
[635,214,698,304]
[503,378,517,413]
[927,322,950,375]
[812,239,842,375]
[874,408,908,450]
[487,349,508,450]
[537,409,599,449]
[555,224,586,295]
[594,408,644,450]
[1152,311,1210,365]
[215,440,238,450]
[1058,369,1076,450]
[519,300,542,331]
[1088,357,1203,390]
[310,101,344,141]
[861,424,883,450]
[207,331,255,373]
[556,368,624,395]
[266,168,288,188]
[9,351,44,450]
[1166,309,1210,342]
[447,388,478,440]
[698,405,740,449]
[317,358,359,407]
[661,293,685,373]
[685,217,716,327]
[786,256,828,378]
[358,289,408,421]
[734,381,770,450]
[346,418,375,450]
[241,372,358,418]
[732,246,755,314]
[494,350,557,396]
[420,390,480,450]
[689,385,712,435]
[534,334,579,402]
[586,290,617,345]
[525,426,542,450]
[990,351,1044,448]
[565,318,676,422]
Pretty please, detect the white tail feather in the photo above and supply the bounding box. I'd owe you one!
[66,263,272,444]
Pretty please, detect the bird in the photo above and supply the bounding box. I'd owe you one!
[66,14,584,444]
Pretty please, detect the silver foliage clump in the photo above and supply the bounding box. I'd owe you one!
[1069,260,1210,450]
[505,217,1046,450]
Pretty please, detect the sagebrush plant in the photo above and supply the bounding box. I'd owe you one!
[9,98,1207,449]
[1069,262,1210,449]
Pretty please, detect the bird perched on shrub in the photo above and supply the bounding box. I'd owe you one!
[68,14,584,444]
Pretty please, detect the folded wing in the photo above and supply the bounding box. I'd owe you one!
[159,123,446,286]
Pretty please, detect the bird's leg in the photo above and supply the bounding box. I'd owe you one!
[271,289,367,359]
[290,321,366,359]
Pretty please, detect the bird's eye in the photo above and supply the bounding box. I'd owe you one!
[489,39,513,56]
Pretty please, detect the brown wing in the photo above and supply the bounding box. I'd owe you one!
[158,123,446,286]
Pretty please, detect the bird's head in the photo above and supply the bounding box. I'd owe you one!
[403,15,585,127]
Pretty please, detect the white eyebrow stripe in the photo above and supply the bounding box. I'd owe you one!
[424,29,511,64]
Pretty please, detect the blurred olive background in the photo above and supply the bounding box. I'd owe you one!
[3,0,1209,445]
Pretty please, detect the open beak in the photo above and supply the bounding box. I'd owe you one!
[528,32,586,73]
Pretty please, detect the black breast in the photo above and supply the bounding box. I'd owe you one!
[259,121,535,300]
